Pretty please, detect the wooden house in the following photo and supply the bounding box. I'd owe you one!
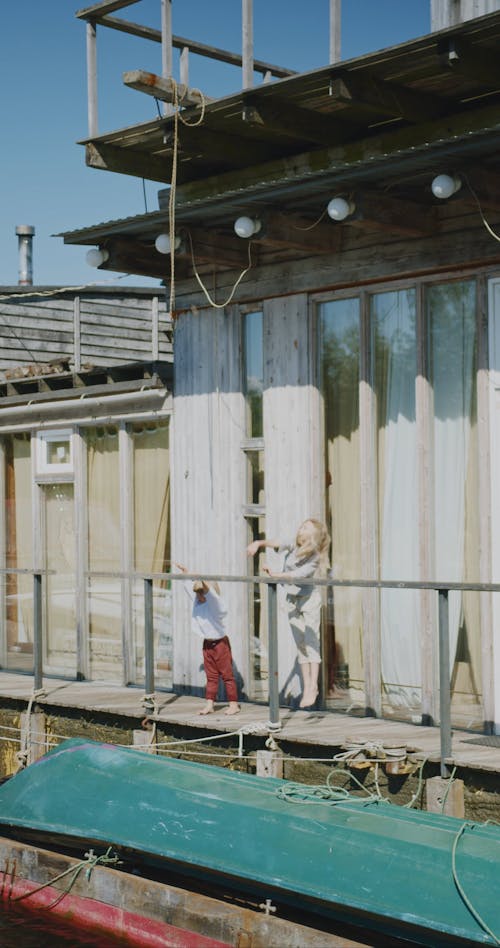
[0,282,172,685]
[59,0,500,732]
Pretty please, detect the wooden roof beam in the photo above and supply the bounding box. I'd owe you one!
[76,0,139,19]
[100,238,191,281]
[253,212,342,253]
[123,70,212,108]
[457,167,500,214]
[242,96,363,146]
[344,194,437,237]
[438,37,500,88]
[328,73,447,123]
[85,141,171,183]
[182,229,253,269]
[163,122,286,169]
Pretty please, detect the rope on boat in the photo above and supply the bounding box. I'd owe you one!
[4,846,121,909]
[452,822,500,946]
[275,767,387,807]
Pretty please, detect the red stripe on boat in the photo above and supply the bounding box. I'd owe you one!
[1,876,232,948]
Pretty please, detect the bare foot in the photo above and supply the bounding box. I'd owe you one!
[299,689,318,709]
[199,701,215,715]
[224,703,240,715]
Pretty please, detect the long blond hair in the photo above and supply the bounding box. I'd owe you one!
[295,518,330,572]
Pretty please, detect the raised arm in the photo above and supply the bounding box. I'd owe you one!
[246,538,280,557]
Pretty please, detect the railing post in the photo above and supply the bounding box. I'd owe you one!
[86,20,98,137]
[33,573,43,692]
[267,581,280,730]
[438,588,451,777]
[144,577,155,700]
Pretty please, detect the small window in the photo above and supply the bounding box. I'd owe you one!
[36,429,74,476]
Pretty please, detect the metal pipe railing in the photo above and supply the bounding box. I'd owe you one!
[3,566,500,773]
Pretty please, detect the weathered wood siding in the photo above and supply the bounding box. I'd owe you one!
[0,289,172,374]
[173,206,500,313]
[171,305,249,694]
[263,294,323,699]
[171,295,323,701]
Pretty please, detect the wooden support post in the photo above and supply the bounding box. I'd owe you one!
[267,582,280,730]
[438,589,452,778]
[242,0,254,89]
[133,729,157,754]
[256,749,283,778]
[179,45,189,87]
[161,0,173,116]
[33,572,43,693]
[20,711,46,765]
[144,577,155,699]
[426,775,465,817]
[329,0,341,64]
[86,20,98,137]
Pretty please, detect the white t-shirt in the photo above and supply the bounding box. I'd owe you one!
[278,541,321,598]
[186,587,228,640]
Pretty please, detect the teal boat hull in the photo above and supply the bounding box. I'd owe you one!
[0,738,498,946]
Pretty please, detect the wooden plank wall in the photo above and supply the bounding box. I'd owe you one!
[0,291,172,373]
[173,206,500,313]
[170,294,323,702]
[171,305,249,694]
[263,294,323,701]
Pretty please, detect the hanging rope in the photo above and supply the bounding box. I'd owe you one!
[187,231,254,309]
[166,80,206,319]
[463,173,500,244]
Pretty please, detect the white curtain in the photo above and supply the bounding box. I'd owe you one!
[132,421,171,686]
[6,434,33,649]
[375,290,421,709]
[321,298,364,700]
[44,483,76,672]
[86,426,122,679]
[430,282,479,699]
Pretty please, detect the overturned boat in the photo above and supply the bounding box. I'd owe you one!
[0,738,498,946]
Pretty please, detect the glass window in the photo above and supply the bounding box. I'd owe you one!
[4,434,33,670]
[371,288,420,715]
[85,425,122,681]
[36,429,73,475]
[243,311,263,438]
[319,297,363,707]
[42,482,76,676]
[131,420,171,688]
[428,280,481,725]
[246,449,264,506]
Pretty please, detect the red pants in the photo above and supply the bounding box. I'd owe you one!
[202,636,238,702]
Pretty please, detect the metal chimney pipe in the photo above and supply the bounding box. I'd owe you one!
[15,225,35,286]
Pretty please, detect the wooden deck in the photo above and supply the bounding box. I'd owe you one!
[1,673,499,775]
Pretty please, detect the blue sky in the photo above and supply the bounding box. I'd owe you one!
[0,1,430,287]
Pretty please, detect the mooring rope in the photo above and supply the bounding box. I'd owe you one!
[5,846,121,909]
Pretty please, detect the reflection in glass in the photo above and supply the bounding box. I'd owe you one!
[244,311,263,438]
[86,426,122,680]
[320,298,363,706]
[5,434,33,670]
[372,288,420,714]
[131,420,171,688]
[429,280,481,725]
[43,483,76,675]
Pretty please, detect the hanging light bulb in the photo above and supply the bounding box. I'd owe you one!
[86,247,109,268]
[431,174,462,199]
[155,233,181,254]
[234,216,262,238]
[327,197,355,221]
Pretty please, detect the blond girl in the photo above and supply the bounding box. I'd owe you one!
[247,519,330,709]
